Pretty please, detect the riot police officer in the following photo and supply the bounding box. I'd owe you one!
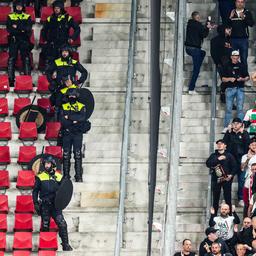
[32,155,73,251]
[41,0,80,66]
[7,0,33,86]
[46,45,88,89]
[59,88,86,182]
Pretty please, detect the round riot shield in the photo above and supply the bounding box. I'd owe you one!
[78,88,95,119]
[16,105,47,132]
[55,178,73,210]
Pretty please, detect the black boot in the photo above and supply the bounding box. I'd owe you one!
[24,56,31,75]
[62,151,71,179]
[74,150,83,182]
[7,57,15,87]
[57,217,73,251]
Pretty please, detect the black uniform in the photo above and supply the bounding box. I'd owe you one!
[7,1,33,85]
[41,0,80,66]
[59,90,86,182]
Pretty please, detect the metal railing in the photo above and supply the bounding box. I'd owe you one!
[114,0,137,255]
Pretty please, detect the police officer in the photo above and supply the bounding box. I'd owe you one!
[41,0,80,66]
[7,0,33,86]
[46,45,88,89]
[32,155,73,251]
[60,88,86,182]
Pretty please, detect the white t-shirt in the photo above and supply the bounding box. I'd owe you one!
[241,154,256,188]
[213,216,235,240]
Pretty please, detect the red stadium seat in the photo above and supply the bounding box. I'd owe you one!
[26,7,35,23]
[38,232,58,250]
[66,7,82,24]
[0,75,9,94]
[45,122,61,141]
[38,251,56,256]
[13,232,32,250]
[37,98,54,114]
[16,170,35,189]
[0,195,8,213]
[15,195,34,213]
[14,213,33,232]
[40,7,53,23]
[0,6,11,24]
[0,122,11,141]
[13,98,31,116]
[0,99,8,117]
[13,251,31,256]
[0,52,8,70]
[0,146,10,165]
[0,251,3,256]
[37,75,50,94]
[0,29,8,47]
[0,232,6,250]
[0,170,10,189]
[14,76,33,94]
[0,214,7,232]
[17,146,36,165]
[44,146,62,159]
[19,122,38,141]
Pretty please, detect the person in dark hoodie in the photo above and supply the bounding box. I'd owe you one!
[199,227,230,256]
[228,0,254,67]
[206,139,237,214]
[185,11,212,94]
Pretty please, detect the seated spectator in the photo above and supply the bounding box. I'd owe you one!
[239,216,256,247]
[223,118,250,206]
[243,101,256,134]
[184,11,211,95]
[228,0,254,67]
[235,243,247,256]
[209,203,240,250]
[173,239,196,256]
[204,242,232,256]
[199,227,230,256]
[236,217,252,243]
[218,0,235,25]
[221,51,250,133]
[206,139,237,214]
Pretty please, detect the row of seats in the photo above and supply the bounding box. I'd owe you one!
[0,251,56,256]
[0,6,82,24]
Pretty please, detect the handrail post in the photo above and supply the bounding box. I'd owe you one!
[114,0,137,255]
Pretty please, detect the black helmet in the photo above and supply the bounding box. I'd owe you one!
[60,45,72,54]
[13,0,25,12]
[52,0,65,10]
[67,88,80,98]
[42,155,56,172]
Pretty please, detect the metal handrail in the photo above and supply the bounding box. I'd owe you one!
[114,0,137,255]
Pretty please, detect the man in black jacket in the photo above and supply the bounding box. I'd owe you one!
[185,11,211,94]
[228,0,254,67]
[206,139,237,214]
[239,216,256,248]
[223,118,250,206]
[173,239,196,256]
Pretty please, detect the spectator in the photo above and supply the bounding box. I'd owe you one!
[221,52,249,132]
[206,139,237,214]
[240,216,256,247]
[184,11,211,94]
[199,227,230,256]
[236,217,252,243]
[173,239,196,256]
[235,244,247,256]
[247,182,256,217]
[204,242,232,256]
[209,204,240,250]
[223,118,251,206]
[7,0,33,87]
[218,0,235,25]
[243,101,256,134]
[228,0,254,67]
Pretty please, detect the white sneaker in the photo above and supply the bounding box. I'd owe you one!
[221,127,228,134]
[238,200,244,207]
[188,90,198,95]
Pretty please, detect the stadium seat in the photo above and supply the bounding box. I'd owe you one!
[0,6,11,24]
[0,75,9,94]
[13,251,31,256]
[17,146,36,165]
[0,99,8,117]
[0,29,8,47]
[26,7,35,23]
[37,75,50,94]
[0,214,7,232]
[66,7,82,24]
[14,76,33,94]
[0,122,11,141]
[16,170,35,189]
[15,195,34,213]
[0,170,10,189]
[13,232,32,250]
[38,232,58,250]
[19,122,38,141]
[40,7,53,23]
[0,195,8,213]
[44,146,62,159]
[37,98,54,114]
[0,51,8,70]
[13,98,31,116]
[0,232,6,250]
[0,146,10,165]
[45,122,61,141]
[14,213,33,232]
[38,251,56,256]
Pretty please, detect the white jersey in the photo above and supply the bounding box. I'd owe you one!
[213,216,235,240]
[241,154,256,188]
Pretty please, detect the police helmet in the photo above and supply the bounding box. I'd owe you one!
[13,0,25,12]
[66,88,80,98]
[42,155,57,168]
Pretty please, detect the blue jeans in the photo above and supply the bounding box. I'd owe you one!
[185,47,206,91]
[218,0,235,25]
[231,38,249,67]
[224,87,244,127]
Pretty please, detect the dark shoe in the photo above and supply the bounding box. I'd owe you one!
[62,243,73,251]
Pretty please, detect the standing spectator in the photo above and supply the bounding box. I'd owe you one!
[221,52,249,132]
[228,0,254,67]
[173,239,196,256]
[223,118,251,206]
[243,101,256,134]
[206,139,237,214]
[218,0,235,25]
[184,11,211,94]
[199,227,230,256]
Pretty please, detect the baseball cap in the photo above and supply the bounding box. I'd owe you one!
[231,50,240,56]
[216,139,226,144]
[232,117,242,123]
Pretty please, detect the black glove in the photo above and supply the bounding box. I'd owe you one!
[34,203,41,216]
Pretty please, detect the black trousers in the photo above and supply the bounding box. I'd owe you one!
[212,179,232,214]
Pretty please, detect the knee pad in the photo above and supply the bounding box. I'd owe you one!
[74,150,82,160]
[55,215,67,228]
[63,151,71,160]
